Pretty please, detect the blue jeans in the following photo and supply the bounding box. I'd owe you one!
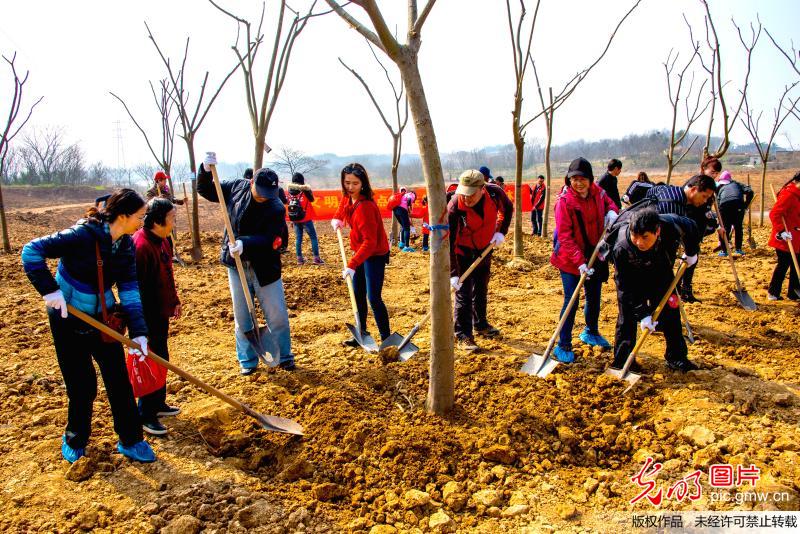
[293,221,320,258]
[353,254,391,340]
[393,207,411,247]
[558,270,603,349]
[531,209,543,236]
[227,264,293,369]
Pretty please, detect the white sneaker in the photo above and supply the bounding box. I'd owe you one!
[767,294,782,301]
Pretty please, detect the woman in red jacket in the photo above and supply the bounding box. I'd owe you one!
[331,163,392,344]
[768,171,800,301]
[550,157,618,363]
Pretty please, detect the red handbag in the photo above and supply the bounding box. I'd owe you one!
[96,242,127,343]
[126,351,167,398]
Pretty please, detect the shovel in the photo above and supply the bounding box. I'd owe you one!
[713,196,757,311]
[746,174,757,250]
[770,184,800,298]
[66,305,302,435]
[678,295,694,345]
[208,162,278,365]
[521,237,605,377]
[336,228,379,353]
[605,261,688,393]
[381,243,496,361]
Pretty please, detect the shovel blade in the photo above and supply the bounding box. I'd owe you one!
[604,367,641,393]
[748,237,757,250]
[247,408,304,435]
[346,323,379,353]
[521,353,559,377]
[732,289,757,311]
[379,333,419,361]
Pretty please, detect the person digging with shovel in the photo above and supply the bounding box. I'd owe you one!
[550,158,618,363]
[448,169,514,351]
[768,171,800,301]
[197,154,295,374]
[21,189,157,463]
[608,207,700,374]
[132,198,182,436]
[332,163,392,347]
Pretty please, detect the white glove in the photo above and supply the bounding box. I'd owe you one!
[489,232,505,246]
[450,276,462,291]
[204,151,217,167]
[684,254,698,267]
[640,316,658,333]
[129,336,149,359]
[228,239,243,256]
[331,219,344,231]
[578,263,595,278]
[342,267,355,280]
[410,226,418,236]
[779,231,793,241]
[604,211,619,228]
[43,290,68,319]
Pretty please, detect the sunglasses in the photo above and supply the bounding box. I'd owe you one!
[343,165,366,178]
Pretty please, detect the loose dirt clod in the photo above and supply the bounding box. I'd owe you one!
[379,346,401,364]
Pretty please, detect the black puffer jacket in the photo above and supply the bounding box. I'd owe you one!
[718,180,754,207]
[197,164,285,286]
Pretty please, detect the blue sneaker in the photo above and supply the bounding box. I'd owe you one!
[398,242,407,250]
[553,345,575,363]
[579,328,612,349]
[718,251,728,257]
[61,436,85,463]
[403,247,416,253]
[734,249,745,256]
[117,440,156,463]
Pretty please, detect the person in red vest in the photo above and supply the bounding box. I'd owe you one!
[420,195,430,252]
[768,171,800,301]
[331,163,392,344]
[448,169,514,351]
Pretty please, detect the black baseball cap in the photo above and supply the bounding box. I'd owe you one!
[253,168,279,196]
[566,157,594,182]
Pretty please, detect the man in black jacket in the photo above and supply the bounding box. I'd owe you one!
[609,208,700,373]
[597,158,623,209]
[716,172,754,256]
[198,153,294,374]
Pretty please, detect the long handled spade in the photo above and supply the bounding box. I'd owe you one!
[605,260,688,393]
[66,305,303,435]
[770,184,800,299]
[746,174,757,250]
[182,183,195,251]
[381,243,496,361]
[336,228,379,353]
[713,196,757,311]
[521,238,605,377]
[678,295,695,345]
[208,162,278,365]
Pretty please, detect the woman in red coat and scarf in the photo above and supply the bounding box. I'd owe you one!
[332,163,391,345]
[768,171,800,301]
[550,157,618,363]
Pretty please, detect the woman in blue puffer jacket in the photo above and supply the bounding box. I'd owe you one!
[21,188,157,464]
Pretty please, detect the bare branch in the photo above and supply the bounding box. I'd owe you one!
[412,0,438,35]
[323,1,386,53]
[764,26,800,77]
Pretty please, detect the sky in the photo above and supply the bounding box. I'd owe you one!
[1,0,799,171]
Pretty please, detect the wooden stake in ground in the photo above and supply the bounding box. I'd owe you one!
[746,173,757,249]
[181,183,194,249]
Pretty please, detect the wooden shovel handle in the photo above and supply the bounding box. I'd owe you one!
[182,183,194,242]
[336,228,362,333]
[713,195,746,293]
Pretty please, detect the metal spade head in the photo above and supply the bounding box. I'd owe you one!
[243,326,277,365]
[379,333,419,362]
[520,353,559,377]
[243,404,304,435]
[732,289,757,311]
[604,367,641,393]
[345,323,379,353]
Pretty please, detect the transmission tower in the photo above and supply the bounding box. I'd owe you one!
[112,120,131,187]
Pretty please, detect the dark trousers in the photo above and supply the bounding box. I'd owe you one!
[679,262,697,294]
[48,309,143,448]
[280,222,289,251]
[138,319,169,421]
[719,201,745,252]
[531,209,544,236]
[353,254,391,340]
[612,294,688,368]
[454,249,492,339]
[393,207,411,247]
[422,234,429,249]
[769,249,800,299]
[558,270,603,349]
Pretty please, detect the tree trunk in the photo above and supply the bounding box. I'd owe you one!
[512,89,525,260]
[397,52,453,416]
[759,160,767,228]
[254,129,267,170]
[390,134,400,245]
[0,182,10,253]
[185,138,203,261]
[541,110,554,236]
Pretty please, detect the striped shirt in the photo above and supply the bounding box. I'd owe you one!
[646,184,687,216]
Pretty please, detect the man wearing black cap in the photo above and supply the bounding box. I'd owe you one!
[197,152,295,374]
[597,158,623,209]
[479,166,495,184]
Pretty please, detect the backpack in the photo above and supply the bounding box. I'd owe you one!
[597,197,658,259]
[623,181,654,205]
[287,191,306,222]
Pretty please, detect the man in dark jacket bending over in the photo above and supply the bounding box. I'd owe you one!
[197,152,294,374]
[609,207,700,374]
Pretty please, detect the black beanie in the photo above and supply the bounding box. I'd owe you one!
[292,172,305,185]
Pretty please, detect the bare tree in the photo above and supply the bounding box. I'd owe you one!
[146,21,240,261]
[764,27,800,78]
[133,162,160,186]
[110,79,179,192]
[0,52,43,252]
[664,30,710,183]
[693,0,759,160]
[19,127,86,185]
[339,43,409,244]
[525,0,641,237]
[269,146,328,175]
[739,82,799,226]
[210,0,320,169]
[325,0,454,415]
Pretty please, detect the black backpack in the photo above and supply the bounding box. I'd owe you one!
[287,191,306,222]
[598,197,658,259]
[623,181,654,205]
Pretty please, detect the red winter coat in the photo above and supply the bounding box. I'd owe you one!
[768,183,800,254]
[334,195,390,269]
[132,228,180,323]
[550,183,617,275]
[286,184,315,223]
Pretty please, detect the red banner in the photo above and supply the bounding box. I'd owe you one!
[308,185,535,221]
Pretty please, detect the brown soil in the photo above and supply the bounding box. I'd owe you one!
[0,173,798,533]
